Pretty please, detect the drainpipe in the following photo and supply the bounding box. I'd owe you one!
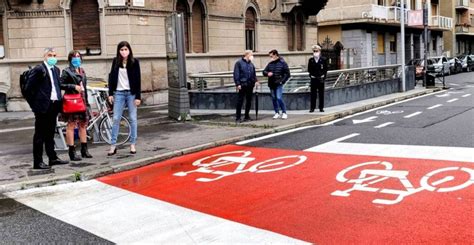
[270,0,277,13]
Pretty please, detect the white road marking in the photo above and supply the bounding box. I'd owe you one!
[237,90,445,145]
[447,98,459,103]
[7,181,307,244]
[0,126,34,133]
[436,94,450,98]
[352,116,378,125]
[427,104,442,110]
[462,94,471,98]
[450,83,460,86]
[374,122,395,129]
[304,138,474,163]
[404,112,422,118]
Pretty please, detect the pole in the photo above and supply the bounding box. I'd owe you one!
[401,0,406,92]
[423,1,428,87]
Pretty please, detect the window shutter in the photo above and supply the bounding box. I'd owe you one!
[192,2,204,53]
[296,13,304,51]
[71,0,101,54]
[287,15,295,51]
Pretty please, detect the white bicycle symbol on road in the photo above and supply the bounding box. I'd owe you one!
[375,110,404,115]
[174,150,307,182]
[331,161,474,205]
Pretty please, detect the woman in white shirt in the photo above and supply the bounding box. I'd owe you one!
[107,41,141,155]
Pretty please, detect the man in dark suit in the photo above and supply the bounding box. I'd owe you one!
[233,50,258,123]
[25,47,69,169]
[308,45,328,113]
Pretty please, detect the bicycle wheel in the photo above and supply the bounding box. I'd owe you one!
[99,116,131,145]
[335,161,393,184]
[249,155,307,173]
[420,167,474,193]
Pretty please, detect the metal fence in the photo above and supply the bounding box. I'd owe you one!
[188,64,401,93]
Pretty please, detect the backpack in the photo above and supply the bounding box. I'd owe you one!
[20,65,45,103]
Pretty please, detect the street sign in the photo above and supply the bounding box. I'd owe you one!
[408,10,423,26]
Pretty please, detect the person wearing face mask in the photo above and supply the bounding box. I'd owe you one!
[263,49,290,119]
[107,41,141,156]
[233,50,258,123]
[60,50,92,161]
[24,47,69,169]
[307,45,328,113]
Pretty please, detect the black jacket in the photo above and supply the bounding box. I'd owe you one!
[60,66,88,105]
[263,57,290,89]
[108,58,142,100]
[233,58,257,87]
[308,56,328,82]
[25,63,62,114]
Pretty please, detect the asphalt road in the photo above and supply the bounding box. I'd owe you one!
[1,72,473,243]
[246,73,474,150]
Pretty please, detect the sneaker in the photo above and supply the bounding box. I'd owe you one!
[273,113,280,119]
[281,113,288,119]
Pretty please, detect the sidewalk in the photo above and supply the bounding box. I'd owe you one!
[0,86,442,193]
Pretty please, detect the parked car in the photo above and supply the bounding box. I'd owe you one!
[407,59,435,80]
[457,55,474,72]
[431,57,451,76]
[448,57,463,74]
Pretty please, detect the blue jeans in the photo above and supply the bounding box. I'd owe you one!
[111,90,137,145]
[270,85,286,114]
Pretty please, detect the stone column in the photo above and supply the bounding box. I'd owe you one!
[166,13,191,121]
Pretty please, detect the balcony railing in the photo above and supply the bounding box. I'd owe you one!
[455,25,474,34]
[431,16,453,29]
[456,0,469,8]
[361,5,408,22]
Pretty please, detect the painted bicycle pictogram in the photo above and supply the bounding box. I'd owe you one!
[331,161,474,205]
[173,150,307,182]
[375,110,404,115]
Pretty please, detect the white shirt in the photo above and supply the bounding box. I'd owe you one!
[44,61,58,101]
[117,67,130,91]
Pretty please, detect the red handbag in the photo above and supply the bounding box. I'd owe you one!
[63,93,86,113]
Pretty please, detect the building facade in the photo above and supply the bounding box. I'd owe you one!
[317,0,456,68]
[0,0,320,111]
[453,0,474,55]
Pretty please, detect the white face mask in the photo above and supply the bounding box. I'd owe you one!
[248,55,254,62]
[314,52,320,58]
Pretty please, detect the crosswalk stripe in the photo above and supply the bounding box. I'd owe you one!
[6,181,307,244]
[304,140,474,163]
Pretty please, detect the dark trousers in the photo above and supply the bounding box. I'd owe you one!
[33,101,60,165]
[236,85,254,120]
[310,80,325,110]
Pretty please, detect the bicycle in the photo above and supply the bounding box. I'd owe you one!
[331,161,474,205]
[87,86,131,145]
[174,150,307,182]
[55,84,131,150]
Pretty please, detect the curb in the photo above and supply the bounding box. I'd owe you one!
[0,88,441,194]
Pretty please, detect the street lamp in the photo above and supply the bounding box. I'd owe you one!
[401,0,406,92]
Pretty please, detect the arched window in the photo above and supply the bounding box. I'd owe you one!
[192,1,205,53]
[287,10,305,51]
[287,14,295,51]
[71,0,101,55]
[176,0,190,53]
[245,8,256,51]
[295,12,305,51]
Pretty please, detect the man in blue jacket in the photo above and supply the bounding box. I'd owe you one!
[233,50,258,123]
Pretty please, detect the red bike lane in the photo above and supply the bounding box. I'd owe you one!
[99,144,474,243]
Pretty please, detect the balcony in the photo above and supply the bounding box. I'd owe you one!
[281,0,328,15]
[455,0,469,10]
[456,25,474,35]
[430,16,454,30]
[317,4,407,25]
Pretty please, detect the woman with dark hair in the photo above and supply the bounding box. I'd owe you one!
[60,50,93,161]
[107,41,141,156]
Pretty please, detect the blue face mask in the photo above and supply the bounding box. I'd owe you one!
[71,57,81,68]
[47,57,57,66]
